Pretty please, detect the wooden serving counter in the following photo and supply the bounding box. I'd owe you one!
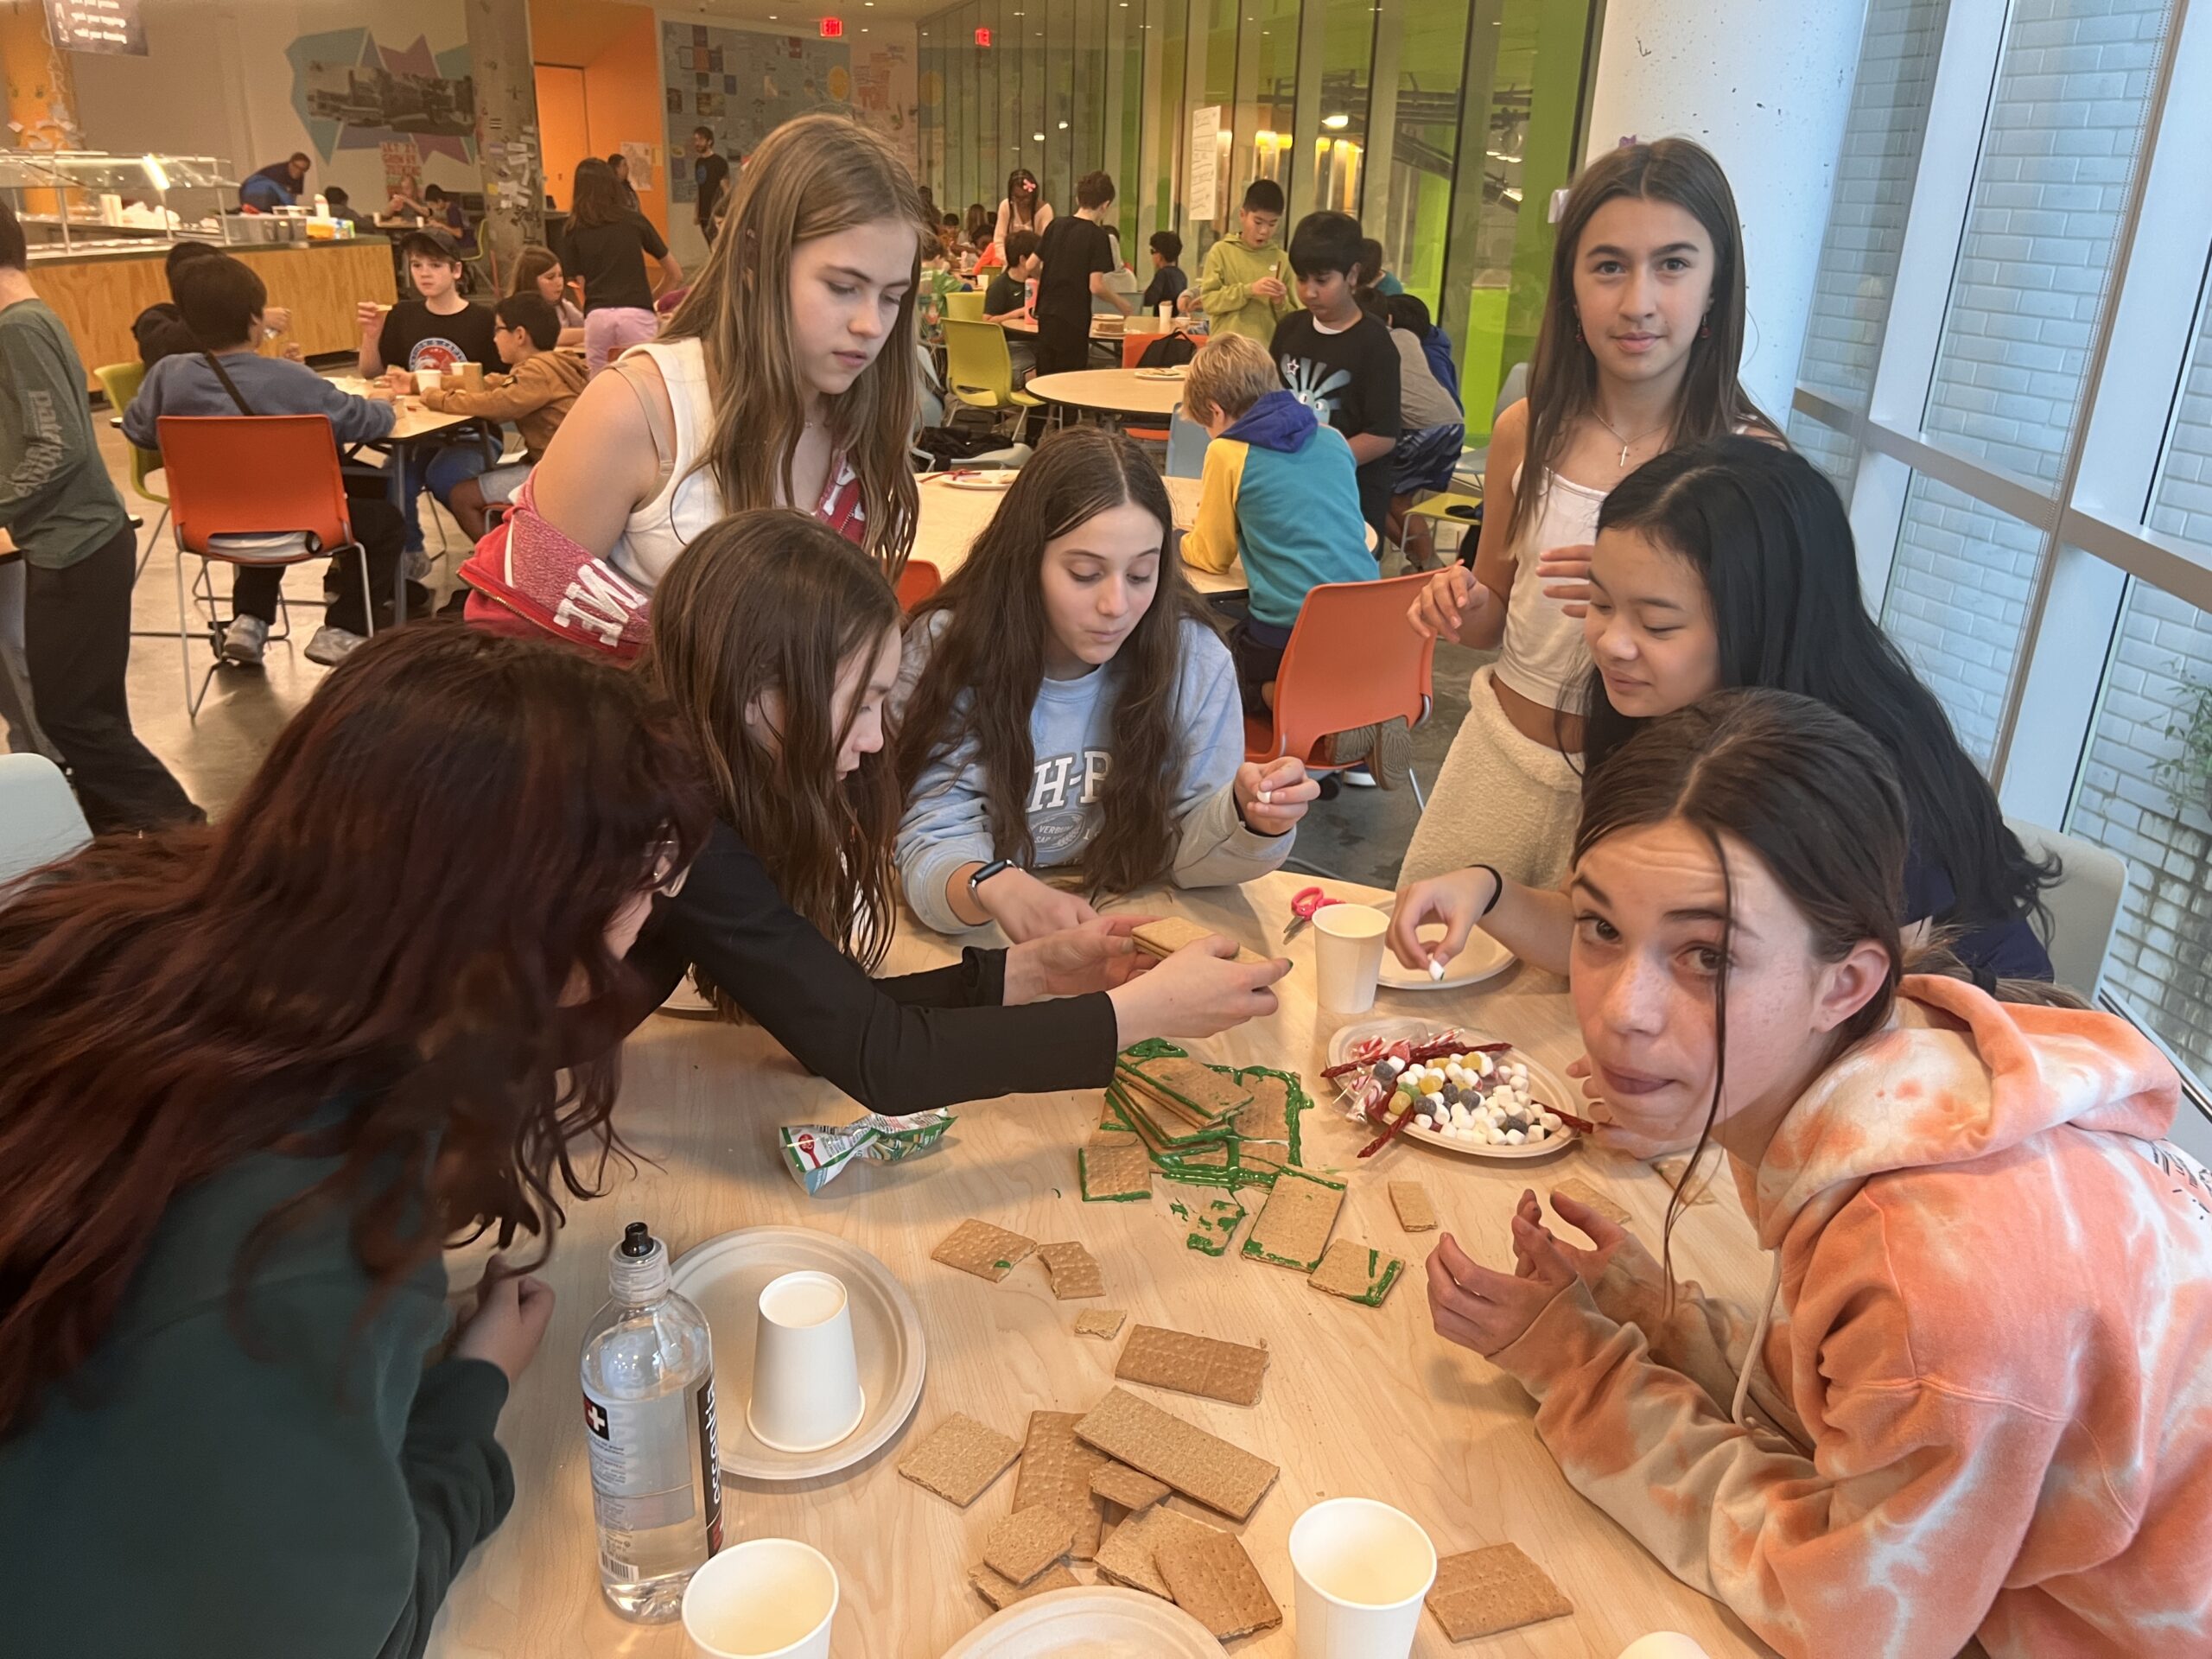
[29,238,397,391]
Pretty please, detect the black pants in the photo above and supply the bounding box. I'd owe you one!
[1228,611,1295,721]
[232,476,408,635]
[22,524,200,833]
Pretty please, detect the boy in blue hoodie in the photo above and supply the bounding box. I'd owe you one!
[1179,332,1376,717]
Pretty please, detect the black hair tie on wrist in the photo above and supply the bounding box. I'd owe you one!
[1471,863,1504,918]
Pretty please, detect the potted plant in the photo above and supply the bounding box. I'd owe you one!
[2156,670,2212,818]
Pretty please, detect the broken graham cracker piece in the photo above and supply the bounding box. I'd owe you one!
[1240,1166,1344,1272]
[1115,1324,1269,1407]
[931,1217,1038,1282]
[1157,1525,1282,1640]
[1013,1410,1109,1559]
[1426,1542,1574,1641]
[971,1560,1079,1610]
[1091,1502,1229,1598]
[1075,1308,1128,1340]
[1090,1460,1170,1513]
[1655,1154,1719,1205]
[982,1505,1077,1586]
[1071,1387,1279,1521]
[1230,1069,1300,1147]
[1037,1240,1106,1300]
[897,1413,1022,1507]
[1389,1179,1438,1232]
[1308,1238,1406,1307]
[1551,1176,1632,1229]
[1080,1143,1154,1203]
[1129,915,1270,967]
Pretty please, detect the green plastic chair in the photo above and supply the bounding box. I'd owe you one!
[92,359,169,584]
[943,289,986,323]
[942,320,1043,433]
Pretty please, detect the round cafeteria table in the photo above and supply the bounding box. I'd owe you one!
[423,870,1778,1659]
[914,472,1252,595]
[1027,368,1188,421]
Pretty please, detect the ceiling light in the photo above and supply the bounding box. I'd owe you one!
[1032,132,1046,141]
[1058,120,1069,129]
[1323,113,1349,129]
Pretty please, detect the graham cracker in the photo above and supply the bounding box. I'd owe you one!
[1115,1325,1269,1407]
[1426,1543,1574,1641]
[1230,1069,1301,1152]
[1133,1056,1252,1118]
[1090,1461,1170,1513]
[1116,1070,1228,1134]
[971,1560,1079,1610]
[931,1217,1038,1282]
[1112,1084,1233,1147]
[1012,1410,1109,1559]
[1088,1125,1141,1151]
[1038,1240,1106,1300]
[1129,916,1268,967]
[898,1413,1022,1507]
[1075,1307,1128,1340]
[1157,1525,1281,1640]
[1389,1179,1438,1232]
[1091,1503,1227,1598]
[1551,1177,1631,1229]
[982,1504,1077,1585]
[1308,1238,1406,1307]
[1080,1143,1154,1203]
[1240,1166,1344,1271]
[1655,1154,1719,1206]
[1071,1388,1279,1521]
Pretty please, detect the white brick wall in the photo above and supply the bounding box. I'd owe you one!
[1885,0,2165,760]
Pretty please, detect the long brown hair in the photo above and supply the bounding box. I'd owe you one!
[894,428,1195,898]
[569,156,630,229]
[664,113,925,580]
[641,509,904,980]
[508,242,563,299]
[0,628,713,1436]
[1512,139,1776,545]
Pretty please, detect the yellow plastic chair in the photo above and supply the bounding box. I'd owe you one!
[942,320,1042,435]
[1399,486,1484,566]
[92,359,168,561]
[943,289,986,323]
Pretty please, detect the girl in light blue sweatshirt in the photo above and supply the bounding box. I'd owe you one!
[893,428,1318,940]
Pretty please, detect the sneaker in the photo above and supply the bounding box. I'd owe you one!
[404,547,434,582]
[1338,762,1380,788]
[304,624,367,667]
[1369,716,1415,792]
[219,613,269,666]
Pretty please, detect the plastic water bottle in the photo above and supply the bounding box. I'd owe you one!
[581,1222,722,1621]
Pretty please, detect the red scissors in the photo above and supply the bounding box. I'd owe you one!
[1281,886,1344,944]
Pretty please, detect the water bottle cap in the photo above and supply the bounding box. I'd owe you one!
[608,1221,670,1301]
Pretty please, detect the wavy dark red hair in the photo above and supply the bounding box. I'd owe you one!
[0,626,712,1435]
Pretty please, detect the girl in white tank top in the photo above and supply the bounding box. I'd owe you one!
[1397,138,1776,889]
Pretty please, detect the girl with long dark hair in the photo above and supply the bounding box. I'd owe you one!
[893,428,1317,944]
[0,626,715,1656]
[1400,139,1777,889]
[992,166,1053,262]
[1391,438,2055,992]
[1424,688,2212,1657]
[630,506,1291,1112]
[562,156,682,375]
[508,242,584,346]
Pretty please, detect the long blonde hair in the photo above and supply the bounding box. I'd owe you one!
[663,114,925,578]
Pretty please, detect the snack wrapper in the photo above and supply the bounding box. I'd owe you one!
[779,1109,956,1194]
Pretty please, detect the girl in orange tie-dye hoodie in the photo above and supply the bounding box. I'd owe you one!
[1427,688,2212,1659]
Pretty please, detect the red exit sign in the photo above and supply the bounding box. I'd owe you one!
[819,16,842,37]
[975,26,992,45]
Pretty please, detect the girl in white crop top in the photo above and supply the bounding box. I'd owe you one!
[1398,137,1777,888]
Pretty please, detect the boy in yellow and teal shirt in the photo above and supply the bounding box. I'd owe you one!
[1196,179,1295,344]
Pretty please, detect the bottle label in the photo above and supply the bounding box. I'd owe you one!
[582,1375,721,1566]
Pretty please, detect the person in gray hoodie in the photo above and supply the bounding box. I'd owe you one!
[123,253,416,668]
[893,427,1319,941]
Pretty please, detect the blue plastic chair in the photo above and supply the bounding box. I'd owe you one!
[1166,406,1208,478]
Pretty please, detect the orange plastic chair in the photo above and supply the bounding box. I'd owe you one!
[1244,571,1434,804]
[157,414,397,717]
[1121,334,1171,443]
[895,558,943,613]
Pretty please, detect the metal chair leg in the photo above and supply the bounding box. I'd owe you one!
[1407,765,1425,812]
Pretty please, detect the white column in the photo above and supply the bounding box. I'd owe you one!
[1583,0,1867,417]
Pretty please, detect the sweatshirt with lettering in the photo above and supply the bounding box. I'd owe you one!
[893,611,1292,933]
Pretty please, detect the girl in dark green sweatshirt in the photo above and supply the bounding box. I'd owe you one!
[0,626,712,1658]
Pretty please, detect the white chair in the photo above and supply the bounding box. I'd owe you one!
[1166,405,1209,479]
[0,754,92,889]
[2005,817,2131,997]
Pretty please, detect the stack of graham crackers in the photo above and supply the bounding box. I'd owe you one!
[1091,1039,1313,1201]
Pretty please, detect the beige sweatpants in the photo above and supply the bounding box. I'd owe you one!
[1397,666,1583,890]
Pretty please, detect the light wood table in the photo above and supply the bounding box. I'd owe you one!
[327,377,475,442]
[1028,368,1188,420]
[426,872,1775,1659]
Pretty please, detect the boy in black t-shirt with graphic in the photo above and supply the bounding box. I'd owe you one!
[1270,213,1400,541]
[984,228,1042,381]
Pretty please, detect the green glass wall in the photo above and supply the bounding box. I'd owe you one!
[918,0,1595,434]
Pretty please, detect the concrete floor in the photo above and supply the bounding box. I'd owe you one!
[87,414,1482,890]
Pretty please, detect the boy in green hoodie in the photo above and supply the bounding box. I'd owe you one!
[1197,178,1293,344]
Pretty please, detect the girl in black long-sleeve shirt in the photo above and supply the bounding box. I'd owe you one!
[627,511,1287,1114]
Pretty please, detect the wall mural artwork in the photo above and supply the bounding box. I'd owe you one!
[660,20,909,202]
[289,28,476,175]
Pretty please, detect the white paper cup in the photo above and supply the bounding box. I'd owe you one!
[1289,1497,1437,1659]
[746,1270,865,1453]
[1618,1637,1715,1659]
[412,367,441,393]
[1313,904,1389,1014]
[682,1538,838,1659]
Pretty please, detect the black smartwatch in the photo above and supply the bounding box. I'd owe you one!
[968,857,1016,897]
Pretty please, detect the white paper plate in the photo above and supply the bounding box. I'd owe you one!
[1376,921,1515,991]
[943,470,1018,491]
[941,1586,1227,1657]
[1134,365,1186,380]
[671,1226,925,1481]
[1328,1017,1580,1161]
